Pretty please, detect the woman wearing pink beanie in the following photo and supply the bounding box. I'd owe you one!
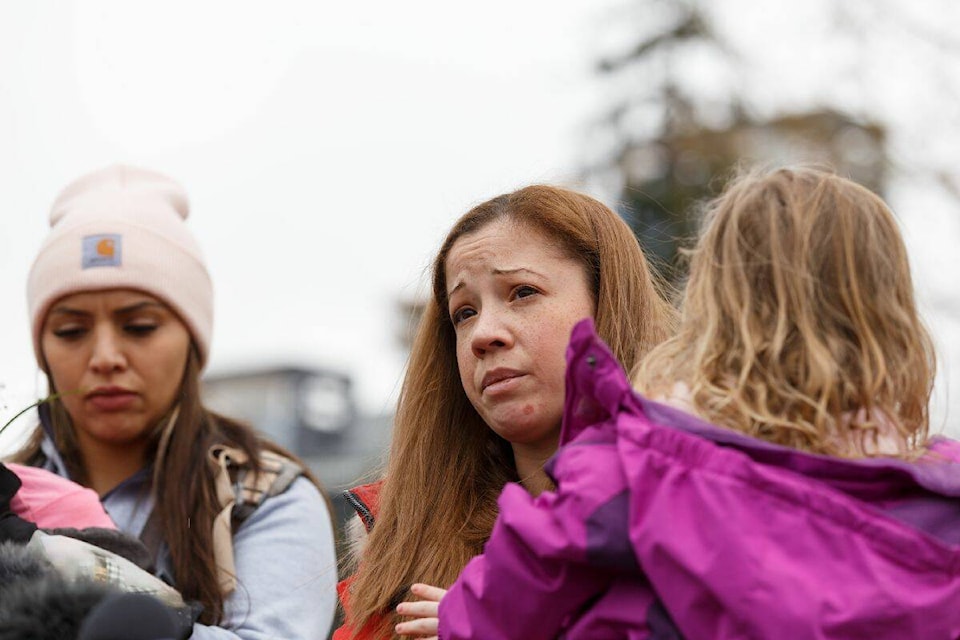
[8,164,338,639]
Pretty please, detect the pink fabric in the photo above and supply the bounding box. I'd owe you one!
[7,463,115,529]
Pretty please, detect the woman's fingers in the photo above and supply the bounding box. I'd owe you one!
[394,583,447,636]
[396,600,439,618]
[395,616,438,638]
[410,582,447,602]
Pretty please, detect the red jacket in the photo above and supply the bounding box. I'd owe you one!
[333,481,383,640]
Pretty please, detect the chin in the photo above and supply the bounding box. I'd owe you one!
[490,419,558,449]
[86,423,151,443]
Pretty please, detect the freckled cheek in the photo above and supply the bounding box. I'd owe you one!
[455,345,476,394]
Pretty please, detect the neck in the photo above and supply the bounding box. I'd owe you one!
[512,438,558,497]
[76,436,149,496]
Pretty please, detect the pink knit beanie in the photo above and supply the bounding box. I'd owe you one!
[27,164,213,367]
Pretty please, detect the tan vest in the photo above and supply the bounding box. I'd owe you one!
[141,445,303,596]
[208,445,303,594]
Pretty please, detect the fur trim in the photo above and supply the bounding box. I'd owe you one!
[0,542,112,640]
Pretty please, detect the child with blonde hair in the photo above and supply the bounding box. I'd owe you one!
[638,165,933,458]
[397,167,960,639]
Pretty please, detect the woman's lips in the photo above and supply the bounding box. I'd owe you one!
[86,389,137,411]
[481,370,526,396]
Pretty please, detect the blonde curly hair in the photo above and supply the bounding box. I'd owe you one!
[635,166,935,458]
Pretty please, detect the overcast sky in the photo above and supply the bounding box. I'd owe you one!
[2,0,958,451]
[0,0,613,447]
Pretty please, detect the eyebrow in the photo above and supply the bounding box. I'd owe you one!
[447,267,546,297]
[48,301,167,317]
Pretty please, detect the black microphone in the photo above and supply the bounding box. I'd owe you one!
[77,592,182,640]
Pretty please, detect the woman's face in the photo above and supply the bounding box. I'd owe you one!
[445,219,595,454]
[40,289,191,450]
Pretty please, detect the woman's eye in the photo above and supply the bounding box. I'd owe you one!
[513,285,539,300]
[51,326,86,339]
[125,324,158,336]
[451,307,477,326]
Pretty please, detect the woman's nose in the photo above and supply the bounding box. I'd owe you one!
[89,327,127,373]
[470,309,514,358]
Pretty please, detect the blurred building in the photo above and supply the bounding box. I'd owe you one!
[202,365,392,536]
[395,297,427,353]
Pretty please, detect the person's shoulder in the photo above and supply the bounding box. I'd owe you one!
[339,480,384,571]
[231,475,333,556]
[209,442,314,525]
[242,475,326,521]
[343,480,383,530]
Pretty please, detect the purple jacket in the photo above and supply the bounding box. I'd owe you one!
[439,320,960,639]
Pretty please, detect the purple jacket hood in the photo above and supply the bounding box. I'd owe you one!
[439,319,960,639]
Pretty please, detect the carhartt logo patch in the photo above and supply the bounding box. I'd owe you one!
[82,234,122,268]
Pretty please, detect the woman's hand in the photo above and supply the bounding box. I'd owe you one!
[395,583,447,639]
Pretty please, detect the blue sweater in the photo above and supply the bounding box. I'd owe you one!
[39,436,337,639]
